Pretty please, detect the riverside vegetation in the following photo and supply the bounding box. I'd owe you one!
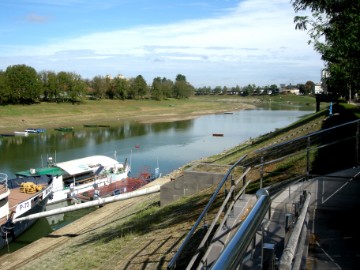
[1,95,358,270]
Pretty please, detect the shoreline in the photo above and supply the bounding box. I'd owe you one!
[0,101,255,134]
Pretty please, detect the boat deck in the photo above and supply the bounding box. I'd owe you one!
[1,187,44,225]
[76,177,148,201]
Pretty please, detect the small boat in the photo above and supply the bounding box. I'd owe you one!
[25,128,46,133]
[224,112,233,114]
[84,124,110,128]
[0,172,53,250]
[212,133,224,137]
[0,133,15,137]
[54,127,74,132]
[14,131,29,136]
[15,154,131,205]
[75,166,161,202]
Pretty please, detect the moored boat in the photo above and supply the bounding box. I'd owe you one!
[0,133,15,137]
[24,128,46,133]
[54,127,74,132]
[75,166,161,202]
[14,131,29,136]
[0,172,53,250]
[15,155,131,205]
[84,124,110,128]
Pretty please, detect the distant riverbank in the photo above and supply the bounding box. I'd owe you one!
[0,97,257,134]
[0,95,320,134]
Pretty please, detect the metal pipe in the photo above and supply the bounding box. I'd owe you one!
[211,189,270,270]
[279,192,311,270]
[12,185,160,223]
[167,155,247,270]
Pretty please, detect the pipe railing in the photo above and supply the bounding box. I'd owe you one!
[12,185,160,223]
[187,167,252,269]
[168,118,360,269]
[210,189,271,270]
[167,155,248,270]
[279,191,311,270]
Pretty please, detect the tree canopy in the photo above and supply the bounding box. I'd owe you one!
[292,0,360,99]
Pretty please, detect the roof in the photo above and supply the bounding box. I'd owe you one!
[16,166,64,177]
[55,155,120,176]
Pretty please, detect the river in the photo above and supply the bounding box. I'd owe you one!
[0,107,314,254]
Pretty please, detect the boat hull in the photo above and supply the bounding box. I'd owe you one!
[0,196,49,250]
[0,173,53,251]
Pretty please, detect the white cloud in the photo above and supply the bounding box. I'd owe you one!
[0,0,322,87]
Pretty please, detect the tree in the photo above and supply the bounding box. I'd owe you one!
[67,73,86,103]
[112,76,128,100]
[242,84,257,96]
[38,70,58,101]
[161,77,174,98]
[90,75,108,99]
[151,77,164,101]
[304,80,315,95]
[173,74,194,99]
[213,86,222,95]
[292,0,360,100]
[129,75,148,99]
[0,70,11,104]
[56,71,85,103]
[5,64,41,104]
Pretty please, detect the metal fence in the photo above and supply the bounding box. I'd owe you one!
[167,118,360,270]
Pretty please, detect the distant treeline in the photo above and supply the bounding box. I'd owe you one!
[0,64,315,105]
[0,65,195,105]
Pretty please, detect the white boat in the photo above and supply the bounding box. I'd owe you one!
[24,128,46,133]
[15,155,131,205]
[0,173,53,250]
[14,131,29,136]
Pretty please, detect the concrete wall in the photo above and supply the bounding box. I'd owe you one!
[160,169,227,206]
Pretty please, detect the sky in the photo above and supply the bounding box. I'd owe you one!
[0,0,324,88]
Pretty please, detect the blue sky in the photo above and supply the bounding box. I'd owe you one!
[0,0,324,88]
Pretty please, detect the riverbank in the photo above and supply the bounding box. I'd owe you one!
[0,95,321,134]
[0,97,258,134]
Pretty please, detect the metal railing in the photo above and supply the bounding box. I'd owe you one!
[167,155,250,270]
[168,118,360,270]
[211,189,271,270]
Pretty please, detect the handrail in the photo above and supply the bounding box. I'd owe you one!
[279,191,311,270]
[167,155,247,270]
[169,118,360,270]
[255,118,360,154]
[211,189,270,270]
[187,167,252,269]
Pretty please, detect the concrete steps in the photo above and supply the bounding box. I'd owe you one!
[198,194,256,269]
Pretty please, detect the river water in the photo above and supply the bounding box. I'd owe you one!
[0,107,313,254]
